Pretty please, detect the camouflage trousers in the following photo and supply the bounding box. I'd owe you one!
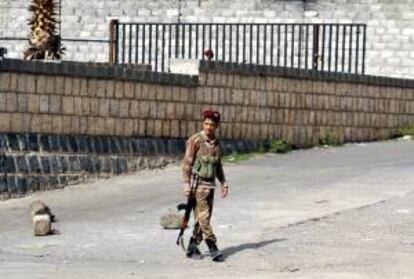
[192,187,217,244]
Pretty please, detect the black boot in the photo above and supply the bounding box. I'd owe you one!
[186,237,202,260]
[205,239,223,262]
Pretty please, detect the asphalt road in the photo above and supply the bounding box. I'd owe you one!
[1,139,413,279]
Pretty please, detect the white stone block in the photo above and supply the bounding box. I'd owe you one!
[33,214,51,236]
[169,58,199,75]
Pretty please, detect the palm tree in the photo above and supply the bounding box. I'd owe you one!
[23,0,65,60]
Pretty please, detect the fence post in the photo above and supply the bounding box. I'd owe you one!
[312,24,320,70]
[109,19,119,64]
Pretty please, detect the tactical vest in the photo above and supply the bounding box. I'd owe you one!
[192,133,219,180]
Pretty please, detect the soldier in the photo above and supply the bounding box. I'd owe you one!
[182,110,229,261]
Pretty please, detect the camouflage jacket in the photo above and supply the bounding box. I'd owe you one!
[182,130,227,188]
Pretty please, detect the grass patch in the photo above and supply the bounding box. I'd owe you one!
[268,139,293,153]
[395,124,414,137]
[318,132,343,147]
[222,151,256,163]
[223,138,294,163]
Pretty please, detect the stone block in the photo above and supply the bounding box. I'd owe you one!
[138,120,146,136]
[171,120,179,137]
[62,96,74,115]
[33,214,52,236]
[0,93,6,113]
[64,77,73,95]
[79,79,88,96]
[180,87,190,102]
[49,95,62,114]
[16,74,26,93]
[115,81,124,98]
[9,74,18,92]
[40,115,52,134]
[140,84,149,100]
[129,100,139,118]
[90,98,99,116]
[124,81,135,98]
[98,99,109,117]
[0,112,10,132]
[146,119,154,136]
[156,102,167,119]
[119,100,130,118]
[45,76,55,94]
[94,117,106,135]
[79,117,88,134]
[27,94,39,113]
[170,86,180,101]
[25,75,37,94]
[55,77,65,95]
[187,121,197,136]
[134,83,142,99]
[103,118,115,135]
[154,120,163,137]
[6,93,17,112]
[16,93,28,112]
[51,116,63,134]
[108,99,119,117]
[105,80,115,98]
[166,103,176,119]
[162,120,171,137]
[87,79,98,97]
[0,73,9,92]
[179,120,187,138]
[39,95,49,113]
[123,120,134,136]
[80,97,90,115]
[96,80,106,98]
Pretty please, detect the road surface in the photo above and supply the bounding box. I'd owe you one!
[1,139,413,279]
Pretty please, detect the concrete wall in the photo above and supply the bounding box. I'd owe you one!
[0,59,413,199]
[1,0,414,78]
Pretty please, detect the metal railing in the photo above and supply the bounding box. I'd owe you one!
[109,21,367,74]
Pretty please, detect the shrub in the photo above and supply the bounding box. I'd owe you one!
[395,124,414,137]
[269,139,293,153]
[318,132,343,146]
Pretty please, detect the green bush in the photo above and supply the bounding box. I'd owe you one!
[269,139,293,153]
[318,132,343,146]
[396,124,414,137]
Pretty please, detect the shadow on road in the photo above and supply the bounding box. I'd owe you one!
[221,238,287,260]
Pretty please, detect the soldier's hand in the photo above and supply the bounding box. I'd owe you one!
[220,185,229,198]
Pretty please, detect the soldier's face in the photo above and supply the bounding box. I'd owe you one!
[203,118,218,136]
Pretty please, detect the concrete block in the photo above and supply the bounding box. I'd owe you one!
[33,214,52,236]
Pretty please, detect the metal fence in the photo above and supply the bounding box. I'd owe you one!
[109,21,367,74]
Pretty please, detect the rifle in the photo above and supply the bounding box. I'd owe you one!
[176,172,199,250]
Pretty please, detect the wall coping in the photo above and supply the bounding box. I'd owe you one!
[1,58,413,89]
[199,61,414,89]
[0,59,199,87]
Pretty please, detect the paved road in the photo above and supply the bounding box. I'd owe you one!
[1,139,413,279]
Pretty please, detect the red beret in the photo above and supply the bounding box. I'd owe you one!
[203,110,221,123]
[203,48,214,60]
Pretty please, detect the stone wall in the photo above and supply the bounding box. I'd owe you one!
[1,0,414,78]
[0,58,413,199]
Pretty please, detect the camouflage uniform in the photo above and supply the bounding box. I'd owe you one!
[182,130,228,245]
